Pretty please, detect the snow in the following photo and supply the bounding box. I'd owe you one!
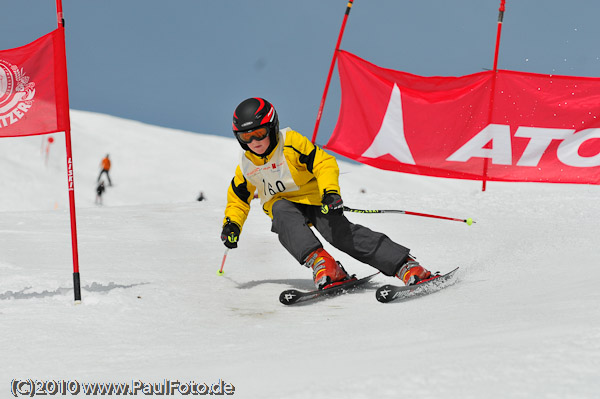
[1,110,599,398]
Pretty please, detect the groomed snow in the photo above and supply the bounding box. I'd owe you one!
[1,110,599,398]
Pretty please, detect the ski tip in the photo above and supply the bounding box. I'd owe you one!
[279,289,302,305]
[375,285,395,303]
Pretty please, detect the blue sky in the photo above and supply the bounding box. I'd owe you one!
[3,1,600,146]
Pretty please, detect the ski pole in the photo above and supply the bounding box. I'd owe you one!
[343,206,475,225]
[217,248,229,276]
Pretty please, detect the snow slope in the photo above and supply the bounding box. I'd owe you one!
[1,110,599,398]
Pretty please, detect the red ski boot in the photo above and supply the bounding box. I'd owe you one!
[304,248,350,290]
[397,256,432,286]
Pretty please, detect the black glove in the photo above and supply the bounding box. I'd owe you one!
[221,219,241,249]
[321,191,344,216]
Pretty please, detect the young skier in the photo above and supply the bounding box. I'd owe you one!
[221,97,433,290]
[95,180,106,205]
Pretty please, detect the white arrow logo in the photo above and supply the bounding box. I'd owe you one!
[362,83,416,165]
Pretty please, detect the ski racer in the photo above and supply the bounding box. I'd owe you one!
[221,97,433,290]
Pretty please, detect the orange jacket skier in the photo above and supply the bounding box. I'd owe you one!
[97,154,112,186]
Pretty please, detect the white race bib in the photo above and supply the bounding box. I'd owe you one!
[241,129,300,204]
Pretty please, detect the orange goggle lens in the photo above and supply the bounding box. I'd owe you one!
[236,127,269,144]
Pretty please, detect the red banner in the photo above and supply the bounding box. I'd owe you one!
[326,51,600,184]
[0,28,70,138]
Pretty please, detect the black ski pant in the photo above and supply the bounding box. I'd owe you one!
[270,199,410,276]
[97,169,112,186]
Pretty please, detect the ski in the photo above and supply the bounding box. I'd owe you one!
[376,267,459,303]
[279,272,380,306]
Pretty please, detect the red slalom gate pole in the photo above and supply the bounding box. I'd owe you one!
[482,0,507,192]
[56,0,81,303]
[311,0,355,144]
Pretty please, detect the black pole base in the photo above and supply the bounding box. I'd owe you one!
[73,272,82,303]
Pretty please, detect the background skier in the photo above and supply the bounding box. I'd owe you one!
[221,97,435,290]
[95,180,106,205]
[98,154,112,186]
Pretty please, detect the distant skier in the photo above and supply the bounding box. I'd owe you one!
[197,191,206,201]
[97,154,112,186]
[95,181,106,205]
[221,98,434,290]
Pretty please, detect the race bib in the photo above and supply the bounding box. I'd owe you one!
[241,129,299,204]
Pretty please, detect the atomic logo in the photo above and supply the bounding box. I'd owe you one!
[378,289,391,300]
[283,293,296,302]
[0,59,35,129]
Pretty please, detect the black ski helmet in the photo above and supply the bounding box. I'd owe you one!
[232,97,279,155]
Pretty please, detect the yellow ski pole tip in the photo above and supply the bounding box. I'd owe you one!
[466,218,473,226]
[217,270,225,276]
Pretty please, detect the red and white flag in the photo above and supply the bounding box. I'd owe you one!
[326,50,600,184]
[0,28,70,138]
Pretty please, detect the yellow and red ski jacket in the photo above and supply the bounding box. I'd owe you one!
[223,128,340,231]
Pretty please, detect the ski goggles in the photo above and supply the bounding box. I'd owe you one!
[235,127,269,144]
